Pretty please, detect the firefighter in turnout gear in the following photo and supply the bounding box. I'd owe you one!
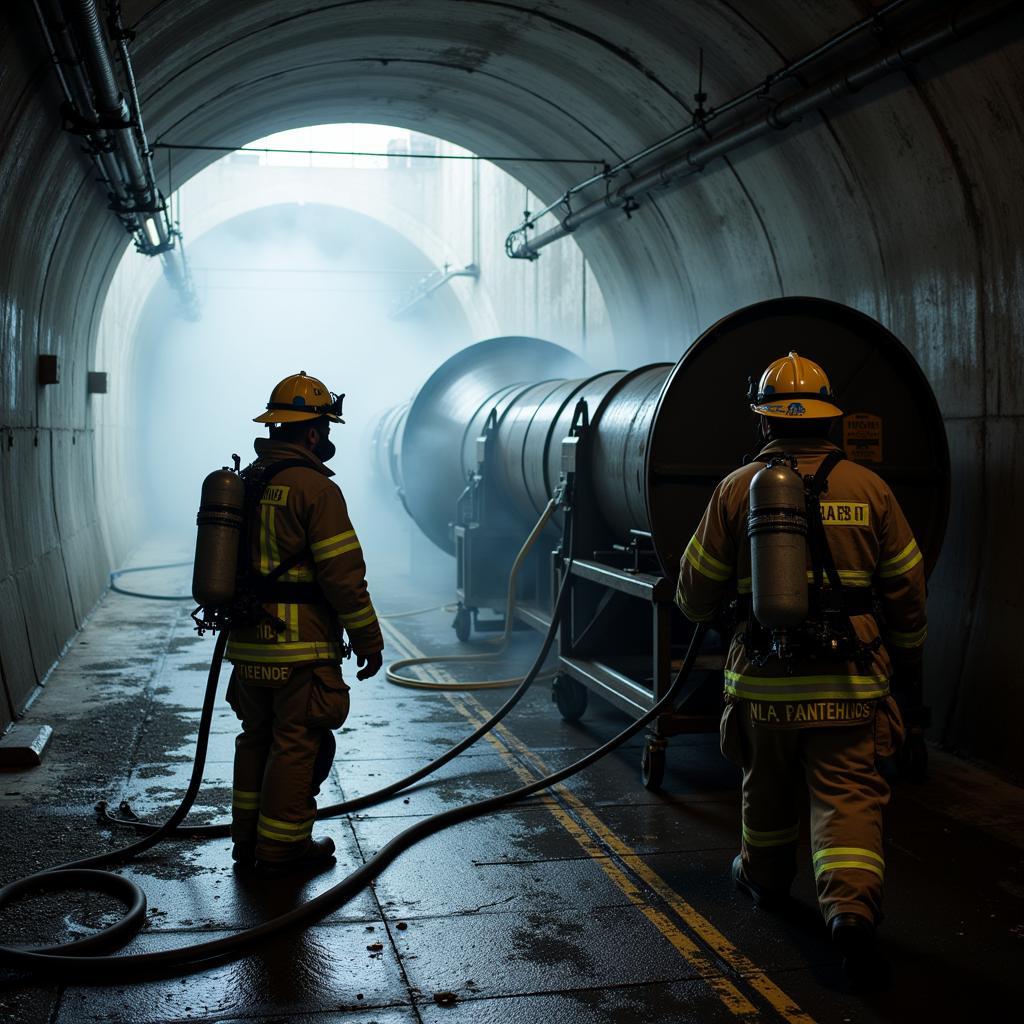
[226,372,384,875]
[676,352,927,988]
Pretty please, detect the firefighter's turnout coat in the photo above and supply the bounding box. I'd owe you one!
[678,438,927,720]
[676,437,927,923]
[226,439,384,677]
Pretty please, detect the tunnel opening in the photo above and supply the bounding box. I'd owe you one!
[91,122,613,604]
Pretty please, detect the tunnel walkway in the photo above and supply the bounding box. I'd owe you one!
[1,544,1022,1023]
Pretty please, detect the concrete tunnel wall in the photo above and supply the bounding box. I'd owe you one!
[0,1,1021,773]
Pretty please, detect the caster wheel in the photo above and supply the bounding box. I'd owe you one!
[453,605,472,643]
[641,740,666,791]
[552,675,588,722]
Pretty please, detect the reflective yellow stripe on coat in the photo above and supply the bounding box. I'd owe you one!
[684,536,733,582]
[676,593,717,623]
[225,639,344,664]
[886,624,928,649]
[311,530,360,562]
[737,569,872,595]
[725,670,888,702]
[340,605,378,631]
[878,538,923,579]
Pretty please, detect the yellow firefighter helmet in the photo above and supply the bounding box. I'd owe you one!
[253,371,345,424]
[748,351,842,419]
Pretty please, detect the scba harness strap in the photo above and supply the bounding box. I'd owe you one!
[240,458,328,608]
[804,450,848,608]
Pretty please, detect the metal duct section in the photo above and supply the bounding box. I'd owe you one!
[380,300,950,578]
[376,337,589,553]
[370,402,410,497]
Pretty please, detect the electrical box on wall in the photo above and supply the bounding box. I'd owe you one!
[38,355,58,386]
[87,371,108,394]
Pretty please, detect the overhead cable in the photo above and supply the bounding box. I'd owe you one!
[154,142,605,165]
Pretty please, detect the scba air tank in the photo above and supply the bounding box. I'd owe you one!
[747,461,809,629]
[192,469,246,608]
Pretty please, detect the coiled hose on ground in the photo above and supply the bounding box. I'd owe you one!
[0,572,707,975]
[384,498,560,691]
[3,500,706,975]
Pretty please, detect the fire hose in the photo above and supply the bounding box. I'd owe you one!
[0,500,708,976]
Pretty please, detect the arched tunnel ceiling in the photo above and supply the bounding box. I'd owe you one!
[1,0,1024,769]
[10,0,1021,366]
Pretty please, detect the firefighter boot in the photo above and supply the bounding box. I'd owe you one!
[257,836,336,878]
[232,842,257,869]
[830,913,891,991]
[731,854,790,911]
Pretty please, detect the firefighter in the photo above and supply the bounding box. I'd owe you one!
[226,372,384,875]
[675,352,927,988]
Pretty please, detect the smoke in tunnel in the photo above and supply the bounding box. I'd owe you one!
[103,120,606,588]
[133,199,471,577]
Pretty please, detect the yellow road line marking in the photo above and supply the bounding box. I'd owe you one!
[469,700,815,1024]
[447,694,760,1018]
[380,620,817,1023]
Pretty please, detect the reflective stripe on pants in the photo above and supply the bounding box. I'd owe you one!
[732,699,891,924]
[227,664,348,861]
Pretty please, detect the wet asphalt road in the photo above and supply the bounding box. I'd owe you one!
[1,543,1022,1023]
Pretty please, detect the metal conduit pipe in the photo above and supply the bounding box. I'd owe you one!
[506,0,917,245]
[509,0,1020,259]
[66,0,154,212]
[110,2,166,243]
[32,0,131,212]
[378,301,950,580]
[31,0,197,316]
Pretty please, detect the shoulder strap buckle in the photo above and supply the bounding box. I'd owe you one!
[804,449,845,499]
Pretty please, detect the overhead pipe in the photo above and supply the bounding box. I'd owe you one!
[66,0,150,205]
[31,0,199,318]
[108,1,164,236]
[390,263,479,319]
[505,0,918,248]
[507,0,1020,260]
[32,0,132,217]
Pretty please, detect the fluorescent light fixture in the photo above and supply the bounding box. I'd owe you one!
[143,216,161,247]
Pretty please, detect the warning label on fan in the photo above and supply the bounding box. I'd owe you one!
[843,413,882,463]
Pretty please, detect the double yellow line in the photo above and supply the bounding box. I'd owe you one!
[379,619,816,1024]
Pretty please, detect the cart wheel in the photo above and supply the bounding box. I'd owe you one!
[453,605,472,643]
[552,675,588,722]
[641,739,666,791]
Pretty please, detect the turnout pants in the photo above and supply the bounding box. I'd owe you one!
[227,662,350,862]
[721,696,904,924]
